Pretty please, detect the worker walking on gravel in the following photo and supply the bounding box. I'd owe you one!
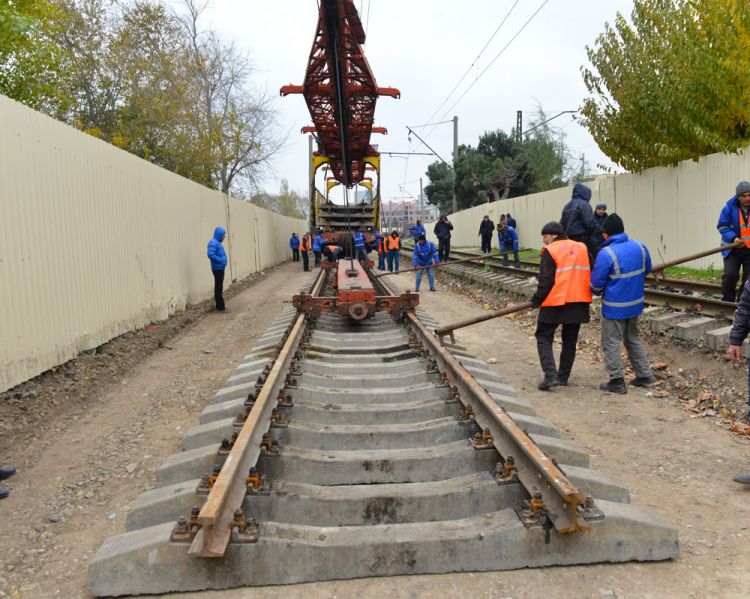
[591,214,656,394]
[207,226,229,313]
[413,234,440,292]
[386,229,401,272]
[478,214,495,253]
[289,233,300,262]
[300,232,311,272]
[717,181,750,302]
[530,222,592,390]
[728,279,750,484]
[433,214,453,262]
[497,222,520,268]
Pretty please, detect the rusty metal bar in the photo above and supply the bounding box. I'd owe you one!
[651,241,741,273]
[372,254,489,278]
[188,269,327,557]
[434,301,533,341]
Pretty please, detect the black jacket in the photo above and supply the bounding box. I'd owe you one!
[530,237,591,324]
[592,211,607,247]
[434,220,453,239]
[507,216,517,230]
[560,183,596,239]
[478,219,495,237]
[730,279,750,345]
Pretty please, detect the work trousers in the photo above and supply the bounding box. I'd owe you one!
[212,269,225,311]
[415,266,435,290]
[481,235,492,253]
[601,317,653,381]
[387,250,400,272]
[722,247,750,302]
[314,250,322,267]
[502,250,521,268]
[355,246,368,262]
[302,251,310,271]
[292,248,299,261]
[437,238,451,261]
[535,321,580,380]
[377,253,386,270]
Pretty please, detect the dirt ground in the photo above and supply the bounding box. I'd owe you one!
[2,262,750,599]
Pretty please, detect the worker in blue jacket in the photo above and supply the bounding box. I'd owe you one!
[717,181,750,302]
[352,226,367,262]
[409,219,427,242]
[728,278,750,482]
[207,226,229,312]
[312,230,325,267]
[289,233,300,262]
[412,234,440,292]
[590,214,655,394]
[497,222,520,267]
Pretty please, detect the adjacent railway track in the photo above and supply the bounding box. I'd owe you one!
[89,265,677,596]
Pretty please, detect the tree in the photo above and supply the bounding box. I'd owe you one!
[0,0,69,111]
[581,0,750,172]
[250,179,307,219]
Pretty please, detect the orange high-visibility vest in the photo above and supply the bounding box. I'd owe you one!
[541,239,592,307]
[300,236,311,251]
[386,236,401,251]
[377,237,386,254]
[739,210,750,248]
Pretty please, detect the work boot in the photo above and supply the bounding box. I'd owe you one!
[599,378,627,394]
[630,375,656,387]
[557,374,569,386]
[733,472,750,484]
[429,288,436,292]
[0,466,16,480]
[0,488,9,500]
[538,375,559,391]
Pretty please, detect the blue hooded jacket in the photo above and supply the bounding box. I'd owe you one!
[352,231,366,248]
[289,234,300,250]
[412,240,439,267]
[312,234,324,252]
[590,232,651,320]
[409,223,427,241]
[717,195,750,257]
[560,183,596,238]
[207,226,227,271]
[497,226,519,252]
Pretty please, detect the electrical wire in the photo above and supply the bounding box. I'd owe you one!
[424,0,521,139]
[436,0,551,123]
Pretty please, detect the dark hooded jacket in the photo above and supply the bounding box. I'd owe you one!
[560,183,596,239]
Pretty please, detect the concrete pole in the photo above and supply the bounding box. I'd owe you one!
[308,135,314,230]
[452,115,458,214]
[420,177,424,222]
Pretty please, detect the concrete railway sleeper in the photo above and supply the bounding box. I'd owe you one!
[88,270,678,596]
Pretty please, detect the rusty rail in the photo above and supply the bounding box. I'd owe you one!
[188,269,327,557]
[434,301,533,344]
[373,274,587,534]
[651,241,741,274]
[372,254,489,278]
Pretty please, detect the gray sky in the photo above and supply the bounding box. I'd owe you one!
[189,0,635,205]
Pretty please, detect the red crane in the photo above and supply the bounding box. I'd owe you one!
[280,0,399,187]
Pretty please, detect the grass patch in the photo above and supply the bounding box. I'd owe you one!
[661,265,721,283]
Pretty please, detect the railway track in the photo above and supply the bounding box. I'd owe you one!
[89,267,678,596]
[441,247,736,319]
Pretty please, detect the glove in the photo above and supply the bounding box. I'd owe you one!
[414,265,421,270]
[434,262,440,266]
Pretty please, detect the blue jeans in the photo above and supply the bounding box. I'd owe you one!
[378,253,386,269]
[387,250,400,272]
[415,266,435,290]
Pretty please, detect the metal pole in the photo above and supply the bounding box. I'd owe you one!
[516,110,522,142]
[419,177,424,222]
[372,253,490,278]
[308,135,314,231]
[651,241,741,274]
[452,115,458,214]
[435,301,534,341]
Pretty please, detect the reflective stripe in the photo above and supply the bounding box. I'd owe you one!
[603,296,644,307]
[556,265,590,272]
[604,242,646,279]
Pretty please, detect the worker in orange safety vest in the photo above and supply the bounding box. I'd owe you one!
[300,232,311,272]
[529,221,592,390]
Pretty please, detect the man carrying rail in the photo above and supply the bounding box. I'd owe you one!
[413,234,440,292]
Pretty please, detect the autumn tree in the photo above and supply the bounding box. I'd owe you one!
[580,0,750,171]
[250,179,307,219]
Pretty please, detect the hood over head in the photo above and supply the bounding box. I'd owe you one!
[572,183,592,202]
[213,226,226,241]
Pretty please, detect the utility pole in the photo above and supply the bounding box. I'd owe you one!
[452,115,458,214]
[516,110,522,143]
[419,177,424,222]
[308,135,314,231]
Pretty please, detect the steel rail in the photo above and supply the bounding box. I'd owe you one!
[188,269,327,557]
[373,273,587,534]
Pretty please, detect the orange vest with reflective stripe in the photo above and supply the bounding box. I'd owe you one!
[739,210,750,248]
[386,236,401,251]
[377,237,386,254]
[300,236,311,251]
[541,239,592,307]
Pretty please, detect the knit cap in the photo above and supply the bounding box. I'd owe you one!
[602,213,625,235]
[540,221,564,235]
[737,181,750,196]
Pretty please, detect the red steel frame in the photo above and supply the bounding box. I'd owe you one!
[280,0,399,186]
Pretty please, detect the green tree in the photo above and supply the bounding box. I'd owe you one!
[581,0,750,171]
[250,179,307,218]
[0,0,69,111]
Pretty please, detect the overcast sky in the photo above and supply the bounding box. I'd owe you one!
[184,0,635,205]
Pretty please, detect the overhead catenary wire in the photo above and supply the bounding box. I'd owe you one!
[436,0,552,124]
